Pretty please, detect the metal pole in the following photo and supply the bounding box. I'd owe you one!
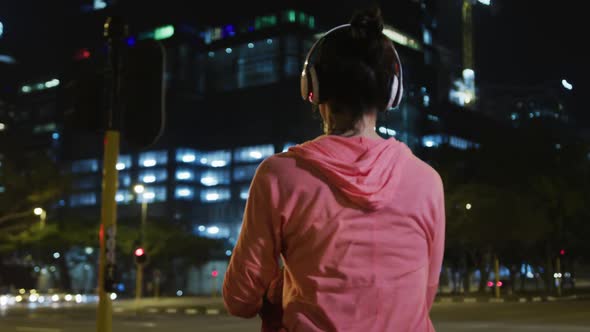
[40,211,46,230]
[135,201,147,303]
[97,131,120,332]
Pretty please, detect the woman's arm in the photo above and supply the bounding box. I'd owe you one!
[222,160,282,318]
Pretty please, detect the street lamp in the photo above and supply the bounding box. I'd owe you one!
[466,203,472,210]
[33,208,46,230]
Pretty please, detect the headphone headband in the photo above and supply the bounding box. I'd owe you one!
[300,23,403,110]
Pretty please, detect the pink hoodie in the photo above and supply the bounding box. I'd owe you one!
[223,135,445,332]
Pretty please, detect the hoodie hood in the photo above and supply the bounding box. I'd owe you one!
[289,135,411,211]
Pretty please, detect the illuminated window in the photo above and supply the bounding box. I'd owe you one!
[176,149,197,163]
[137,186,166,203]
[70,193,97,207]
[240,186,250,200]
[201,169,230,186]
[199,150,231,167]
[422,135,444,148]
[176,169,196,181]
[72,159,99,173]
[139,169,167,184]
[175,186,195,200]
[423,28,432,45]
[234,144,274,163]
[119,172,131,188]
[115,190,133,204]
[116,155,132,170]
[139,151,167,168]
[233,164,259,182]
[200,188,231,203]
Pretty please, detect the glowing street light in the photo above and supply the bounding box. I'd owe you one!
[561,79,573,91]
[466,203,472,210]
[33,208,47,229]
[134,185,145,194]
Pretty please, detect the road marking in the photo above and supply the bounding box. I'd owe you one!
[532,296,542,302]
[463,298,477,303]
[147,308,159,313]
[206,308,220,315]
[166,308,177,313]
[519,297,528,303]
[114,307,124,312]
[16,327,62,332]
[185,308,198,315]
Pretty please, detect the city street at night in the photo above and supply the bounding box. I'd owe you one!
[1,299,590,332]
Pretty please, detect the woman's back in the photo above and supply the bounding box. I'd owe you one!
[223,135,445,331]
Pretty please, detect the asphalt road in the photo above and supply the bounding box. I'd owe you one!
[1,300,590,332]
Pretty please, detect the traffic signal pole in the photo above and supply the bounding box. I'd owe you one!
[97,16,125,332]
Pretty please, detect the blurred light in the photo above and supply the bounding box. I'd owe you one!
[423,95,430,107]
[249,151,263,159]
[135,248,145,257]
[65,294,73,302]
[211,160,226,167]
[51,295,59,302]
[477,0,491,5]
[0,21,3,39]
[225,48,232,54]
[143,159,157,167]
[208,51,215,58]
[0,296,7,306]
[200,157,208,164]
[134,185,145,194]
[497,281,503,287]
[29,294,39,302]
[176,290,183,297]
[466,203,472,210]
[154,25,174,40]
[126,37,136,46]
[0,123,5,131]
[19,289,25,295]
[225,250,232,256]
[198,225,206,232]
[201,176,218,186]
[75,294,82,303]
[526,272,534,278]
[267,38,273,44]
[561,79,573,90]
[53,252,60,259]
[34,208,43,215]
[38,296,45,303]
[240,191,249,200]
[0,54,16,64]
[110,293,117,300]
[207,226,220,234]
[143,192,156,200]
[212,270,219,277]
[116,163,126,170]
[462,69,475,81]
[560,249,565,255]
[424,140,435,148]
[378,127,387,134]
[142,175,156,183]
[44,79,60,88]
[21,85,32,93]
[177,189,191,197]
[52,132,60,140]
[115,194,125,202]
[248,42,254,49]
[34,266,40,272]
[177,171,192,180]
[50,266,56,272]
[487,281,493,287]
[15,295,23,303]
[511,113,518,121]
[553,273,559,278]
[564,272,571,278]
[205,193,219,201]
[41,268,48,275]
[386,129,396,136]
[181,154,196,163]
[94,0,107,10]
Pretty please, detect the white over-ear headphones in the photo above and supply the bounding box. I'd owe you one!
[300,24,404,110]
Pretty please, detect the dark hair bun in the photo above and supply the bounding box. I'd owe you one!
[350,7,384,40]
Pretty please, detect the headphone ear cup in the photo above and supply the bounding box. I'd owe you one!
[300,68,310,101]
[386,75,399,110]
[309,66,320,105]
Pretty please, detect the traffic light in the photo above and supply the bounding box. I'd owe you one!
[134,247,147,265]
[211,270,219,278]
[560,249,566,256]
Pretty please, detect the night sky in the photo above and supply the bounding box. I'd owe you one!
[0,0,586,127]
